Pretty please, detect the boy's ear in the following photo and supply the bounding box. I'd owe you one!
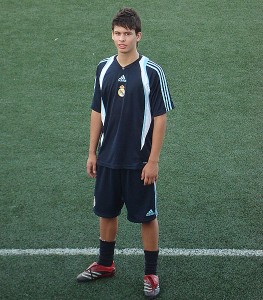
[136,32,142,42]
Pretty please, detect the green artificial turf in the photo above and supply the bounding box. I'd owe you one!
[1,255,262,300]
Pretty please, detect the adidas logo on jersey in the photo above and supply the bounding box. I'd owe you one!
[118,75,126,82]
[146,209,155,217]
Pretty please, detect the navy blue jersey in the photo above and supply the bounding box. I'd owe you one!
[91,55,174,169]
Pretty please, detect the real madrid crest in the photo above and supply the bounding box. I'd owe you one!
[118,85,125,97]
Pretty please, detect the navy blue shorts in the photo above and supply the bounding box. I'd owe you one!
[93,165,158,223]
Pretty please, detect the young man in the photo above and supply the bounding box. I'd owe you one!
[77,8,174,298]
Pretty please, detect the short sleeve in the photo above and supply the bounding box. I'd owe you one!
[91,67,101,112]
[149,66,174,116]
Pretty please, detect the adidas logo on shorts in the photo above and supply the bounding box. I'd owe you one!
[146,209,155,217]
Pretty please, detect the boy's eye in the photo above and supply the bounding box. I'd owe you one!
[114,32,132,36]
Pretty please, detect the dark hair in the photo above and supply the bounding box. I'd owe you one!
[112,8,141,34]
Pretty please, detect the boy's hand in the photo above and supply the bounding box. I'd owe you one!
[141,161,159,185]
[86,153,97,178]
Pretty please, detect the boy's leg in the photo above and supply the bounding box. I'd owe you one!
[141,218,159,275]
[77,167,122,282]
[98,217,118,266]
[95,166,121,266]
[76,217,117,282]
[100,216,118,241]
[141,218,159,251]
[142,219,160,298]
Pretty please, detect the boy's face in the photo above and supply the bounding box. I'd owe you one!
[112,26,142,54]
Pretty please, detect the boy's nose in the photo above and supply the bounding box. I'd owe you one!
[119,34,125,42]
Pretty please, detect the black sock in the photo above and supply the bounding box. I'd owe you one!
[144,250,159,275]
[98,239,116,267]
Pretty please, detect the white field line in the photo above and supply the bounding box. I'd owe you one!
[0,248,262,257]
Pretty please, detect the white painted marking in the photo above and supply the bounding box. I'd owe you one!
[0,248,262,257]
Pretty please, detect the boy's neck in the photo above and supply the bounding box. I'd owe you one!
[117,51,139,68]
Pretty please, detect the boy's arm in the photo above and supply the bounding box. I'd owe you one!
[87,110,102,178]
[141,113,167,185]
